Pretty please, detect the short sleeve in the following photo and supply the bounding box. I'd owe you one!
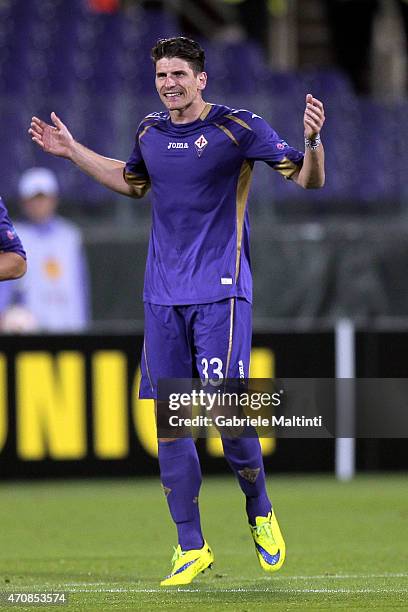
[229,111,304,179]
[124,124,151,196]
[0,203,26,259]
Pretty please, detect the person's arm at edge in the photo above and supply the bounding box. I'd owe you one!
[0,252,26,280]
[29,113,147,199]
[292,94,325,189]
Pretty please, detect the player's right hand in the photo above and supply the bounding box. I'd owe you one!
[28,112,75,159]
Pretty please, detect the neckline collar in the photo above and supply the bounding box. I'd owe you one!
[168,103,214,128]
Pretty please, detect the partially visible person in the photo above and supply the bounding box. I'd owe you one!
[0,168,90,332]
[0,196,26,281]
[0,196,28,331]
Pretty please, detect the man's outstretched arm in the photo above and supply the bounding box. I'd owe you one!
[292,94,325,189]
[29,112,146,198]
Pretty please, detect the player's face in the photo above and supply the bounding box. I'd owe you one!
[155,57,207,112]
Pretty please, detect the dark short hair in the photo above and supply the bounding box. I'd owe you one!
[151,37,205,74]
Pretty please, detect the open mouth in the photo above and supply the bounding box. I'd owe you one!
[164,92,183,100]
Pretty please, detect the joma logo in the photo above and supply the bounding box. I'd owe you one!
[168,142,189,149]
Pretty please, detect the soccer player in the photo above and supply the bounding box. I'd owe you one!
[28,36,325,585]
[0,196,26,281]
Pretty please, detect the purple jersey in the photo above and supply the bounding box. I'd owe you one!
[0,197,26,259]
[124,103,303,305]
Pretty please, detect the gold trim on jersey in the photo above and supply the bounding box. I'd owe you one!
[225,114,253,131]
[225,297,235,379]
[138,122,159,141]
[140,114,158,125]
[235,160,253,281]
[123,171,151,197]
[274,156,300,179]
[200,103,213,121]
[214,123,239,146]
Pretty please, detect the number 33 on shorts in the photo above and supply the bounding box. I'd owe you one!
[139,298,252,399]
[201,357,224,382]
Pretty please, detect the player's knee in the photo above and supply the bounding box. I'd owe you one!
[158,437,178,442]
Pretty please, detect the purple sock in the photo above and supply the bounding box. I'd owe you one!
[222,430,272,525]
[158,438,204,551]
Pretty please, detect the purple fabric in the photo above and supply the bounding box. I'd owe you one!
[222,431,272,525]
[125,104,303,306]
[140,298,252,399]
[0,198,26,259]
[158,438,204,551]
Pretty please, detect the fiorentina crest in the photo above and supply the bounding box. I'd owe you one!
[194,134,208,157]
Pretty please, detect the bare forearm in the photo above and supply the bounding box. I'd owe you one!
[294,93,326,189]
[69,141,134,196]
[0,253,27,280]
[296,143,325,189]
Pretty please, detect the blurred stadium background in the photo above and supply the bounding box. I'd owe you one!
[0,1,408,607]
[1,0,408,326]
[0,0,407,473]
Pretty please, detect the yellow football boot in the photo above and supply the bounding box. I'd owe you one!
[160,540,214,586]
[250,510,286,572]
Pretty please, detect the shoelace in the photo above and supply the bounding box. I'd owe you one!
[171,546,184,565]
[254,520,275,543]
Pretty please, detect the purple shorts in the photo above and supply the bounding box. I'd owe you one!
[140,298,252,399]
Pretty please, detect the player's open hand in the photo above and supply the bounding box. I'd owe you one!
[303,94,325,139]
[28,112,74,159]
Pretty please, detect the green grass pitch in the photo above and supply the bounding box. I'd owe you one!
[0,474,407,611]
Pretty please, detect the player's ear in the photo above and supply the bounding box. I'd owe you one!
[197,71,207,91]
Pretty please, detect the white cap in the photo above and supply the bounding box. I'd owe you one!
[18,167,59,199]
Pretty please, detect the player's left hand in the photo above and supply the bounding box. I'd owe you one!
[303,94,325,139]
